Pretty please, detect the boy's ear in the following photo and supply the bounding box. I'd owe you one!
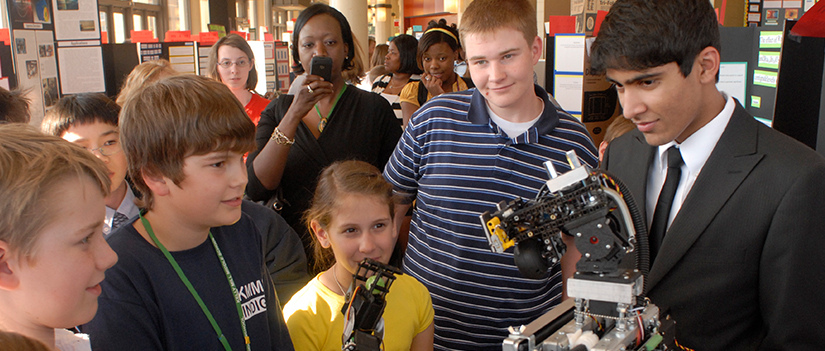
[696,46,720,84]
[142,170,171,197]
[310,220,331,248]
[530,35,543,65]
[598,141,609,162]
[0,241,21,291]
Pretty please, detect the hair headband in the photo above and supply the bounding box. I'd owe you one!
[424,28,458,43]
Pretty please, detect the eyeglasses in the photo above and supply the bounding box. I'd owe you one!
[218,59,251,68]
[86,141,122,157]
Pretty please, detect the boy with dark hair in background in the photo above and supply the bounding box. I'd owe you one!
[42,93,139,236]
[594,0,825,349]
[83,75,295,350]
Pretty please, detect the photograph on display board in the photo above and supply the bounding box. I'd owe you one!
[33,0,50,22]
[766,9,779,20]
[785,9,798,20]
[26,60,37,78]
[15,38,26,54]
[8,0,52,28]
[10,0,34,24]
[42,77,57,107]
[56,0,78,10]
[38,44,53,57]
[79,20,94,31]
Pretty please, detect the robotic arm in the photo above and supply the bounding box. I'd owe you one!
[340,258,402,351]
[480,150,677,351]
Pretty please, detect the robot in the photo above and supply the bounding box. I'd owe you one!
[480,150,679,351]
[340,258,402,351]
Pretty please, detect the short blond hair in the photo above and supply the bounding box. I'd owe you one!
[116,59,179,106]
[459,0,537,46]
[0,124,109,258]
[120,75,255,210]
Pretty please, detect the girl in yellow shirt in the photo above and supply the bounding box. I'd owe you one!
[283,160,434,351]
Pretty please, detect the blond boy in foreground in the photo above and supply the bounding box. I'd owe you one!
[0,123,118,351]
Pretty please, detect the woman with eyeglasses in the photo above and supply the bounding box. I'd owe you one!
[208,33,270,125]
[246,3,402,273]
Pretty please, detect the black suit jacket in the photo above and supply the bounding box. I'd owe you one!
[602,102,825,350]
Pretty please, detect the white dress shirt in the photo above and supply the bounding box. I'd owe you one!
[103,184,140,236]
[646,94,736,230]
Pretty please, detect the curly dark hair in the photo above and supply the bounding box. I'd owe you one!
[417,19,461,69]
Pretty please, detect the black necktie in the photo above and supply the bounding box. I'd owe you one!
[649,146,684,263]
[112,212,130,231]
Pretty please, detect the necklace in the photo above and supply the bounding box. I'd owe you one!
[315,85,347,133]
[331,264,348,296]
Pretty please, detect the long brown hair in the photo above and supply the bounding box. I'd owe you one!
[207,33,259,91]
[303,160,398,274]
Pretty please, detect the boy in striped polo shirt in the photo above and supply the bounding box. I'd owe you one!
[383,0,598,349]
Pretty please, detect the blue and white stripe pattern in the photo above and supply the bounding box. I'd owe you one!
[383,86,598,351]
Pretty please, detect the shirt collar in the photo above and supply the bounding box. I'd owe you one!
[108,184,139,218]
[467,84,561,141]
[657,93,736,175]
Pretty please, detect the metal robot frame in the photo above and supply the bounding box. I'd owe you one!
[480,150,678,351]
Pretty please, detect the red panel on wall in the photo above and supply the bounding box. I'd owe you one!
[405,0,445,17]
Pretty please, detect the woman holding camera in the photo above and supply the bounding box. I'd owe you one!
[247,3,401,272]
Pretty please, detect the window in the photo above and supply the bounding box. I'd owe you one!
[133,14,143,31]
[99,0,167,43]
[99,11,108,36]
[168,0,189,31]
[113,12,125,43]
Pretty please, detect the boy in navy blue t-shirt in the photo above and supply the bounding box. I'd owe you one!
[84,75,294,351]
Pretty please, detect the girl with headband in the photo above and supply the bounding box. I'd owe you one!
[399,19,474,126]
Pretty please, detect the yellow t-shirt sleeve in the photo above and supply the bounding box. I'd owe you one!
[283,276,341,351]
[284,307,325,350]
[399,81,420,107]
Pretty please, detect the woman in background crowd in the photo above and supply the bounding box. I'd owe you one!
[372,35,422,123]
[368,43,389,83]
[247,3,401,272]
[399,19,473,126]
[209,33,270,125]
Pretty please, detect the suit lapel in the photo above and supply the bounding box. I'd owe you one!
[647,103,764,291]
[604,129,655,224]
[625,133,655,225]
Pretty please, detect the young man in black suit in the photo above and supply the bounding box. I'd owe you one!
[592,0,825,349]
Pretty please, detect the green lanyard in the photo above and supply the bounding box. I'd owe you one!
[315,84,347,133]
[140,214,251,351]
